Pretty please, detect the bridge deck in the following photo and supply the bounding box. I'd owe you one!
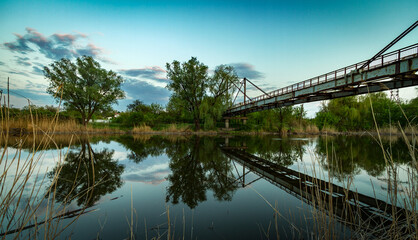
[224,43,418,117]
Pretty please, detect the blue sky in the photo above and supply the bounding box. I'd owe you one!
[0,0,417,116]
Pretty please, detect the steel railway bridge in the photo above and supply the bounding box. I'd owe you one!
[223,21,418,122]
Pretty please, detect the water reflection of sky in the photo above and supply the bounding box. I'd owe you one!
[98,140,172,185]
[122,155,170,185]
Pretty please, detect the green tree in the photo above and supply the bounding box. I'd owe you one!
[44,56,125,126]
[166,57,207,130]
[201,65,239,129]
[166,57,238,130]
[127,99,148,112]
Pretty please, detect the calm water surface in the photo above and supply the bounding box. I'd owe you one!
[1,134,415,239]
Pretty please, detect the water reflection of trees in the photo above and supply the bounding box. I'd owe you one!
[48,139,124,207]
[226,136,309,167]
[165,136,237,208]
[315,136,412,178]
[115,135,169,163]
[9,134,110,151]
[42,134,413,209]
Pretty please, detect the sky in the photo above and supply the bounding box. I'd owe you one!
[0,0,417,117]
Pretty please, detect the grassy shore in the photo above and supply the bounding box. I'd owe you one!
[5,117,417,137]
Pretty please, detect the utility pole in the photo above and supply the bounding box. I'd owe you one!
[7,77,10,109]
[243,78,247,105]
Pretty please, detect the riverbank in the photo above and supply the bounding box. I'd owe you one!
[5,116,417,137]
[4,126,416,137]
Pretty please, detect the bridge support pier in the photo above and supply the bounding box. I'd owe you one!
[223,116,248,129]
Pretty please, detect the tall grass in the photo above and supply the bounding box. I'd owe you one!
[162,124,192,133]
[0,97,95,239]
[2,116,125,134]
[132,124,153,133]
[320,125,338,135]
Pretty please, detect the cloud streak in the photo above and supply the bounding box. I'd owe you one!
[119,66,167,83]
[32,66,43,75]
[230,63,264,80]
[119,78,171,109]
[3,28,106,61]
[15,56,31,66]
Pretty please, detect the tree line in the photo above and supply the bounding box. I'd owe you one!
[315,92,417,131]
[10,55,416,133]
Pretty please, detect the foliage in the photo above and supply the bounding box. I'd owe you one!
[166,58,238,130]
[241,106,307,133]
[44,56,125,126]
[314,93,418,131]
[166,57,207,130]
[113,100,170,127]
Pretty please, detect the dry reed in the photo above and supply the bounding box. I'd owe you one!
[132,124,153,133]
[4,116,125,134]
[305,124,320,134]
[162,124,192,133]
[320,125,338,135]
[0,95,98,239]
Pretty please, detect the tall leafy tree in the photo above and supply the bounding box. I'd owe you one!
[166,57,208,130]
[44,56,125,126]
[201,65,239,129]
[166,57,238,130]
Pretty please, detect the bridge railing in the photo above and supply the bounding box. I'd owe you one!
[230,43,418,109]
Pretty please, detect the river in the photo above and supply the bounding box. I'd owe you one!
[1,134,416,239]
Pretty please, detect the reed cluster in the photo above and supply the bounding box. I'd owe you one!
[132,124,153,133]
[162,124,192,133]
[0,102,95,239]
[2,116,125,135]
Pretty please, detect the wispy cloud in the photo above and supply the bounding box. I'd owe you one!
[32,66,44,75]
[230,63,264,80]
[15,56,31,66]
[3,28,106,62]
[123,163,170,185]
[7,70,31,77]
[76,43,103,57]
[52,33,79,46]
[4,33,33,54]
[119,78,171,109]
[119,66,167,83]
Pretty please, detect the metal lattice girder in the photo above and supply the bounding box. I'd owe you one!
[224,44,418,117]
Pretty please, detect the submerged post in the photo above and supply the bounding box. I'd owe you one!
[225,118,229,129]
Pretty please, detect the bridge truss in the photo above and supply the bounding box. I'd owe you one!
[224,43,418,117]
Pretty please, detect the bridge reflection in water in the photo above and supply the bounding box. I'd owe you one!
[221,146,413,237]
